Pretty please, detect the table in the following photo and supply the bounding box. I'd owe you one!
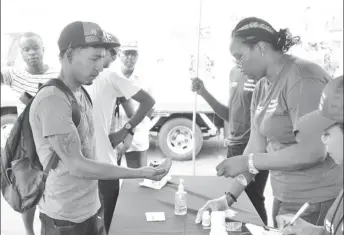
[109,176,264,235]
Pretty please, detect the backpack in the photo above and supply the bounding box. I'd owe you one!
[0,78,92,213]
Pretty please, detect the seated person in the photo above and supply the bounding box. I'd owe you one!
[277,75,343,235]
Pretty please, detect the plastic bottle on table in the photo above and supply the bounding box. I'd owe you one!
[202,211,211,227]
[174,178,187,215]
[210,211,227,235]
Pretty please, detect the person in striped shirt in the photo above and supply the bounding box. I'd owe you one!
[191,65,269,225]
[1,32,58,235]
[1,32,59,115]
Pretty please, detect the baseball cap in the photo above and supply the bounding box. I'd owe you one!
[120,40,138,51]
[295,75,343,136]
[58,21,120,52]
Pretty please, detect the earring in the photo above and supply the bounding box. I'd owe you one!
[261,53,264,56]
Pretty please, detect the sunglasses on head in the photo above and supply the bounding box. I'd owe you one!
[123,50,138,57]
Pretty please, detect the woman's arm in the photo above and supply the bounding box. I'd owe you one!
[253,133,325,171]
[253,78,327,171]
[224,110,268,204]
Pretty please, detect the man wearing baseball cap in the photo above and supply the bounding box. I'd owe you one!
[102,32,120,69]
[277,75,343,235]
[29,21,172,235]
[86,37,159,234]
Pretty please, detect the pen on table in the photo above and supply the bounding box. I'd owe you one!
[282,202,310,230]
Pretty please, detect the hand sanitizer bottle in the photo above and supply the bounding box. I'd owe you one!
[174,178,187,215]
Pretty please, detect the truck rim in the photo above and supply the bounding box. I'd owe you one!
[1,123,14,149]
[167,126,194,155]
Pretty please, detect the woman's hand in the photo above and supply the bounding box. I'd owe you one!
[195,195,233,224]
[276,214,324,235]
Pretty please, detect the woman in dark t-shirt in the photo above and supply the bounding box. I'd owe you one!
[195,17,342,228]
[277,76,343,235]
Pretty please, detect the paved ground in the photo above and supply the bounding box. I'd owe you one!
[1,136,273,235]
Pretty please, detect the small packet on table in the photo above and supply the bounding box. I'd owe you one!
[145,212,166,222]
[246,223,282,235]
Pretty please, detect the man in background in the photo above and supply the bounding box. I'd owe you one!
[86,36,158,234]
[1,32,59,235]
[115,41,153,168]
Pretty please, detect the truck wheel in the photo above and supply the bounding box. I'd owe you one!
[158,118,203,161]
[1,114,17,154]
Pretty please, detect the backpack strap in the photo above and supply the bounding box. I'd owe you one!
[38,78,88,174]
[81,86,93,107]
[39,79,82,126]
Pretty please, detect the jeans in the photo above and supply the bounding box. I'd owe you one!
[227,143,269,225]
[272,197,336,227]
[39,212,104,235]
[98,179,120,234]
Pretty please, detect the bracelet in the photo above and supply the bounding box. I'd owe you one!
[225,192,237,202]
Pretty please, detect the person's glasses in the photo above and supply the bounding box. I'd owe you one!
[235,51,249,67]
[123,50,138,57]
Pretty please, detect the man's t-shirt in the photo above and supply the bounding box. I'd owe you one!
[251,55,342,203]
[227,66,256,146]
[324,190,343,235]
[29,86,100,223]
[1,66,59,96]
[86,69,141,165]
[1,66,59,113]
[114,64,152,152]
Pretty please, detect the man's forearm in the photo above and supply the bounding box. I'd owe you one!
[121,99,136,118]
[201,89,229,122]
[127,99,155,128]
[48,130,145,180]
[71,157,144,180]
[253,142,326,171]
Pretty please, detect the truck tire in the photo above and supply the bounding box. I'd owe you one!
[158,117,203,161]
[1,114,17,155]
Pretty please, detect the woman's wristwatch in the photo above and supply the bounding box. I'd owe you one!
[248,153,259,174]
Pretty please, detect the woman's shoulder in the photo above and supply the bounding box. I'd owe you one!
[284,55,330,87]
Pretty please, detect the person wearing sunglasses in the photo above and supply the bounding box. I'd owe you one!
[277,75,343,235]
[195,17,342,227]
[113,41,153,169]
[84,33,167,234]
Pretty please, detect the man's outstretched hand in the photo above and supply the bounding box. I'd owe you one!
[140,158,173,181]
